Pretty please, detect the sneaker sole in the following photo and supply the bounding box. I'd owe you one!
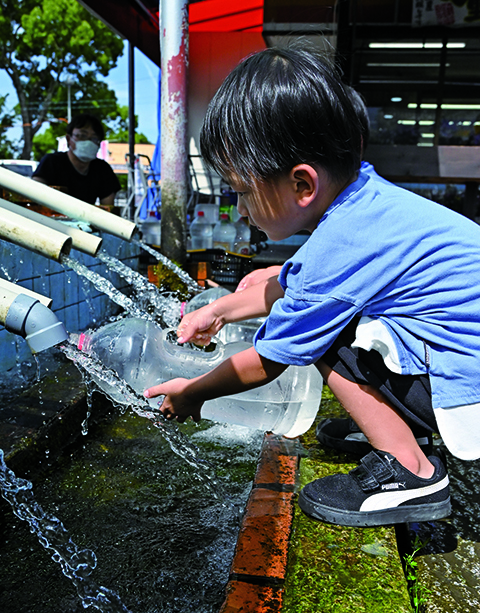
[297,493,451,527]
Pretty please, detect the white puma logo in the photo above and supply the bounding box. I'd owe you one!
[381,482,407,491]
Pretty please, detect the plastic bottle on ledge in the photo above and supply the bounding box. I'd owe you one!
[233,216,251,255]
[189,211,213,250]
[140,210,161,246]
[75,317,323,438]
[194,203,218,225]
[213,213,236,251]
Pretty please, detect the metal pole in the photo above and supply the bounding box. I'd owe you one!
[160,0,189,265]
[65,75,75,124]
[128,41,136,221]
[67,83,72,123]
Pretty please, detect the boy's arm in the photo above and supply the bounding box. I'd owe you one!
[144,346,287,422]
[178,276,284,344]
[235,265,282,292]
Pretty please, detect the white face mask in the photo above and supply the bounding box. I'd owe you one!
[72,139,99,162]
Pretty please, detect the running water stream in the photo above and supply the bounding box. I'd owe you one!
[95,250,183,326]
[0,240,238,610]
[132,238,201,294]
[60,254,180,329]
[0,449,132,612]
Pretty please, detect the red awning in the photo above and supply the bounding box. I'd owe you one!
[189,0,263,32]
[79,0,265,66]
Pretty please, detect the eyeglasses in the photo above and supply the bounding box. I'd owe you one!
[71,131,101,146]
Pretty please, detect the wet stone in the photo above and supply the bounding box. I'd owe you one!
[405,449,480,613]
[0,408,264,613]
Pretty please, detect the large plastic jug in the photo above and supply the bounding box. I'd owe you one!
[75,317,323,438]
[183,287,266,344]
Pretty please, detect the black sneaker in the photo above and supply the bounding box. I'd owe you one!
[298,450,451,527]
[316,417,433,457]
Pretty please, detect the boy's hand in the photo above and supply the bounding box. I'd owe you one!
[144,378,203,423]
[177,304,224,345]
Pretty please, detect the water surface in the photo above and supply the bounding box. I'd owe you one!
[0,405,263,612]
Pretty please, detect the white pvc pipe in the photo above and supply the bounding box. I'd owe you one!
[0,198,102,256]
[0,286,20,325]
[0,277,52,308]
[0,206,72,261]
[0,166,137,241]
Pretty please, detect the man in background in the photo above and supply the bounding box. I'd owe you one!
[33,113,120,208]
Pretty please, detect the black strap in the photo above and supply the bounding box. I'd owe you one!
[350,451,397,492]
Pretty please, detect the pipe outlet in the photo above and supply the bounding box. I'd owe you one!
[0,167,138,241]
[0,198,102,256]
[0,206,72,261]
[4,293,68,354]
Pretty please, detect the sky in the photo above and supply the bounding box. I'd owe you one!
[0,41,160,156]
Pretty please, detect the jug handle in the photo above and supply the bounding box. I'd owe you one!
[161,328,226,362]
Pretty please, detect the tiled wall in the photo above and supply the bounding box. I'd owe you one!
[0,232,141,372]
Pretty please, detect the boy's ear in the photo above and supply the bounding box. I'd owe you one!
[290,164,318,208]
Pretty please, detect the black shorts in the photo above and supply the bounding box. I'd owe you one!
[321,318,438,433]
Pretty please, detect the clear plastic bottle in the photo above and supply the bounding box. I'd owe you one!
[182,287,265,344]
[212,213,236,251]
[183,287,231,315]
[139,210,161,246]
[194,203,218,225]
[233,216,251,255]
[75,317,323,438]
[189,211,213,250]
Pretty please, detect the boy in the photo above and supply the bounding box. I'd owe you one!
[145,45,480,527]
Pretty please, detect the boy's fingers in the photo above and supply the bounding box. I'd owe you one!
[191,409,202,422]
[143,385,164,399]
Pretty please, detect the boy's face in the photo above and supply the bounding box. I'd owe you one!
[229,175,309,242]
[229,165,343,241]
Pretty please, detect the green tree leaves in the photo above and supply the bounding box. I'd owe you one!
[0,0,124,159]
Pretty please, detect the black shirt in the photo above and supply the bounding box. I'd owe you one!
[33,152,121,204]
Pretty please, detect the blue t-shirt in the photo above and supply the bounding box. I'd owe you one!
[254,165,480,410]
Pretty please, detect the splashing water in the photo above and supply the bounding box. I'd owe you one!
[60,254,165,327]
[96,250,181,327]
[132,238,202,293]
[61,341,222,501]
[0,449,132,612]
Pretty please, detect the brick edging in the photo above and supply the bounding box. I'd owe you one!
[219,433,300,613]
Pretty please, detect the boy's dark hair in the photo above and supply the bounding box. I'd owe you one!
[346,86,370,153]
[200,44,362,187]
[66,114,105,141]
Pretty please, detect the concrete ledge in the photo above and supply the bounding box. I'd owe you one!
[0,359,110,481]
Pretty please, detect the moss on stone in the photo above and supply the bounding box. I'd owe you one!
[282,390,412,613]
[152,262,190,299]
